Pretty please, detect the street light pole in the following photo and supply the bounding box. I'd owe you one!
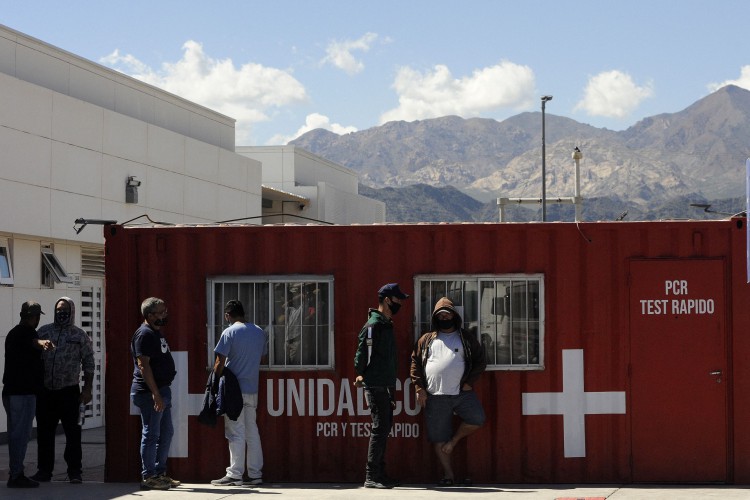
[541,95,553,222]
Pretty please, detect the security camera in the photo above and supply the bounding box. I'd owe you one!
[127,176,141,187]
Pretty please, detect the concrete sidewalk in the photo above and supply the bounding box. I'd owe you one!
[2,428,749,499]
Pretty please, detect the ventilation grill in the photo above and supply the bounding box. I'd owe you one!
[81,246,105,277]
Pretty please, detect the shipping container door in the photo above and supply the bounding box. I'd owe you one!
[629,259,727,482]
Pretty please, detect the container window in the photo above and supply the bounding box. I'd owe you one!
[41,246,73,284]
[207,276,333,371]
[414,274,544,371]
[0,238,13,286]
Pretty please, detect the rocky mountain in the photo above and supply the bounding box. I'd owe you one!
[291,85,750,221]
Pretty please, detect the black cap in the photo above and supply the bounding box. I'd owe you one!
[378,283,410,300]
[20,301,45,317]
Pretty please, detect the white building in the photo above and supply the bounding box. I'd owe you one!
[0,24,262,433]
[244,146,385,225]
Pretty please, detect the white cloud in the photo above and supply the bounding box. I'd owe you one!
[379,61,535,124]
[321,32,379,75]
[267,113,358,145]
[575,70,653,118]
[707,66,750,92]
[100,41,308,144]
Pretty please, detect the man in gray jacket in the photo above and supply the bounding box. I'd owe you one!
[31,297,94,484]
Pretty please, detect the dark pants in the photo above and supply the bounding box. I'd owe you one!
[35,385,82,476]
[364,387,393,480]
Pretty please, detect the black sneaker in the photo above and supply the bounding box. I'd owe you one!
[69,473,83,484]
[8,474,40,488]
[381,475,400,487]
[29,471,51,482]
[363,478,393,489]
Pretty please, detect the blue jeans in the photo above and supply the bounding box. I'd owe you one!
[2,394,36,479]
[132,386,173,479]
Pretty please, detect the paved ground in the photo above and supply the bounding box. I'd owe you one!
[2,427,750,499]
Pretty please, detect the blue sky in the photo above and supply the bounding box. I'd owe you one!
[3,0,750,145]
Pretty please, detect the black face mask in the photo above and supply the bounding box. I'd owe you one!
[436,318,455,331]
[55,311,70,325]
[153,317,168,327]
[388,300,401,316]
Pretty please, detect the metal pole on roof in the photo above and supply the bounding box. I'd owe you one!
[541,95,553,222]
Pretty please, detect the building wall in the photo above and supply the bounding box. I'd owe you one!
[0,24,236,151]
[237,145,385,225]
[0,25,263,435]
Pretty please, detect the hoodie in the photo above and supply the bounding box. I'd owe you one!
[409,297,487,392]
[37,297,95,390]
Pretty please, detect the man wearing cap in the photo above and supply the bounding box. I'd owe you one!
[353,283,409,489]
[2,301,54,488]
[410,297,487,486]
[32,297,95,484]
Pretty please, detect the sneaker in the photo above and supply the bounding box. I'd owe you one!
[364,478,393,489]
[29,471,51,482]
[69,473,83,484]
[140,475,170,490]
[381,475,400,487]
[156,474,181,487]
[243,477,263,486]
[7,474,40,488]
[211,475,243,486]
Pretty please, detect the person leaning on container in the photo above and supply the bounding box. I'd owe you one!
[353,283,410,489]
[410,297,487,487]
[130,297,179,490]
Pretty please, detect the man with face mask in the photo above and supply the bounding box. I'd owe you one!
[130,297,177,490]
[410,297,487,487]
[32,297,95,484]
[353,283,410,489]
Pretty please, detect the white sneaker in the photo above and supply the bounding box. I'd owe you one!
[211,475,243,486]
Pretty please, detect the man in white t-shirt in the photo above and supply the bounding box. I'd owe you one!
[410,297,487,486]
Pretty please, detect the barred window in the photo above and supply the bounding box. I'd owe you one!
[207,276,333,370]
[414,275,544,370]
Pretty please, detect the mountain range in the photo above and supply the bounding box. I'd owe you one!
[290,85,750,222]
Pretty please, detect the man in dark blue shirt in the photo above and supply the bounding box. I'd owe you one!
[130,297,177,490]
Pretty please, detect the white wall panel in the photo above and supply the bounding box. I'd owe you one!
[153,99,191,138]
[218,148,249,190]
[69,65,115,111]
[185,138,219,181]
[184,177,217,220]
[216,186,249,222]
[103,110,148,163]
[0,126,51,187]
[0,182,51,236]
[51,142,102,198]
[50,190,102,241]
[147,126,185,174]
[0,73,52,137]
[15,43,69,96]
[52,93,104,151]
[115,84,156,124]
[146,168,183,214]
[0,34,15,77]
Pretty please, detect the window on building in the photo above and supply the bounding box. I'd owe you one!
[207,276,333,370]
[0,238,13,286]
[41,246,73,285]
[414,275,544,370]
